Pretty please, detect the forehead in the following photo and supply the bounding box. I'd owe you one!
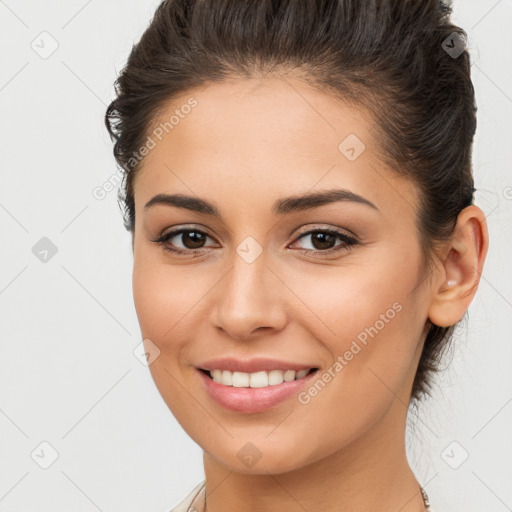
[134,77,418,220]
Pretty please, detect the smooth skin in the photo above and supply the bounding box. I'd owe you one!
[131,77,488,511]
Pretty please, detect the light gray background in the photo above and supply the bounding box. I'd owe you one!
[0,1,511,511]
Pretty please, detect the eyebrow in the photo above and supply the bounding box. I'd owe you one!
[144,189,380,217]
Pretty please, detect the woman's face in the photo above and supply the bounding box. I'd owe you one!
[132,77,434,473]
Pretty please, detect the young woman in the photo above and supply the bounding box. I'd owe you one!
[105,1,488,510]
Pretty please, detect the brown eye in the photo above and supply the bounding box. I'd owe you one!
[176,230,207,249]
[151,228,218,255]
[308,232,337,250]
[291,228,359,255]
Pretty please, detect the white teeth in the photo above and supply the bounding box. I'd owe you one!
[208,368,313,387]
[221,369,232,386]
[249,371,268,388]
[268,369,284,385]
[296,369,309,379]
[232,371,250,387]
[283,370,296,382]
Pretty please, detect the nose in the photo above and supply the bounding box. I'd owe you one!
[210,249,288,341]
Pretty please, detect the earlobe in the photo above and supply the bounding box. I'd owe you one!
[427,206,489,328]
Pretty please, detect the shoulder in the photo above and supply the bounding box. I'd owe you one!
[169,481,206,512]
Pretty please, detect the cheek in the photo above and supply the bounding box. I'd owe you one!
[284,272,423,462]
[131,255,201,413]
[281,252,419,350]
[287,250,425,395]
[132,251,198,342]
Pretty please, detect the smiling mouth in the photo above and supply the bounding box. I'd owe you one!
[199,367,319,388]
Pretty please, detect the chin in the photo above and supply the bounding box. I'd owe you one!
[201,431,326,476]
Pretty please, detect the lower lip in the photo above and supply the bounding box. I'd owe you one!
[197,369,318,414]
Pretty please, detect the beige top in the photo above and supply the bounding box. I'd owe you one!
[169,480,432,511]
[169,481,206,512]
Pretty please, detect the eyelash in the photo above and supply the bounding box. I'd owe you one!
[151,225,359,257]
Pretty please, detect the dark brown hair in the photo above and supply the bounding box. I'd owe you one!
[105,0,477,403]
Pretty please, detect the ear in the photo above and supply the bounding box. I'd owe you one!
[428,205,489,328]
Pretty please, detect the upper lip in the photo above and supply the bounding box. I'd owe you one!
[198,357,317,374]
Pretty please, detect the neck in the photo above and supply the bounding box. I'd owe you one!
[202,395,426,512]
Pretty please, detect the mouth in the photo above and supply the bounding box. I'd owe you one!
[198,367,319,388]
[197,366,320,413]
